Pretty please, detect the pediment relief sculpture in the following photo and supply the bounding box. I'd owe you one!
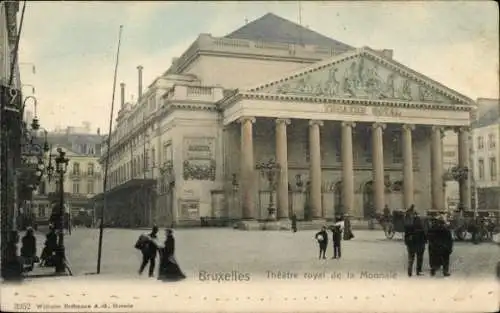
[258,55,454,104]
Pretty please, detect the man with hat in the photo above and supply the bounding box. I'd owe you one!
[427,216,453,277]
[137,225,159,277]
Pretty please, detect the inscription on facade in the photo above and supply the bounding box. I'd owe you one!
[323,104,402,117]
[179,200,199,219]
[183,137,216,181]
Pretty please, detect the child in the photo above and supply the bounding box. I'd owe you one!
[315,226,328,259]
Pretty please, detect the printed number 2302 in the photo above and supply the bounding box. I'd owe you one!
[14,303,31,311]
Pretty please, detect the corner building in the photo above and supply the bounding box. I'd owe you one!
[99,14,476,228]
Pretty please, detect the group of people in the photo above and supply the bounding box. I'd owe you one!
[135,226,186,281]
[404,211,454,277]
[314,214,354,259]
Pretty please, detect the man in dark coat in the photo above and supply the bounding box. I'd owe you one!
[21,227,37,271]
[40,224,58,267]
[404,215,427,276]
[315,226,328,259]
[427,218,453,277]
[138,226,159,277]
[330,224,342,259]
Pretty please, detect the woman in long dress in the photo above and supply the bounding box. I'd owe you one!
[158,229,186,281]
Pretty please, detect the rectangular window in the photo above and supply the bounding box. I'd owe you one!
[73,163,80,175]
[488,134,496,149]
[87,181,94,194]
[151,147,156,168]
[391,131,402,163]
[477,136,484,149]
[490,157,497,180]
[87,163,94,175]
[334,133,341,162]
[478,159,485,179]
[72,182,80,194]
[37,204,45,218]
[305,130,310,163]
[363,136,372,163]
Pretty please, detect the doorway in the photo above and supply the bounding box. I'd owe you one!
[334,181,343,217]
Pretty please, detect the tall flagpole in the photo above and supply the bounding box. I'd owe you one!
[97,25,124,274]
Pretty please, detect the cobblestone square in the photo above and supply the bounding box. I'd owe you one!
[26,228,499,281]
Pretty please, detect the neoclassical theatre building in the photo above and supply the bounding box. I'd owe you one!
[95,13,475,228]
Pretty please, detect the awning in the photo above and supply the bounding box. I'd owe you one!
[90,178,156,202]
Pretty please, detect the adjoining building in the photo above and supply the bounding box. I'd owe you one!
[94,13,476,229]
[28,124,105,225]
[471,98,500,213]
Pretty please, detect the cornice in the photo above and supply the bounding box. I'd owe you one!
[238,92,472,112]
[198,49,321,64]
[246,47,474,107]
[105,102,220,159]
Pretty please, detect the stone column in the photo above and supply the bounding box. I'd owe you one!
[457,127,472,210]
[275,118,291,220]
[309,120,323,219]
[239,117,256,219]
[341,122,356,215]
[402,124,415,209]
[431,126,444,210]
[372,123,386,212]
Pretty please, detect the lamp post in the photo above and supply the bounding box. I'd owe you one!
[46,147,69,274]
[256,158,281,220]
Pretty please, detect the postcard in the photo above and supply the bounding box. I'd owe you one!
[1,1,498,312]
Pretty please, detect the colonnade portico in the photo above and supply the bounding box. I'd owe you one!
[236,116,472,220]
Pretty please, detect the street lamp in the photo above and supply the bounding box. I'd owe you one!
[256,158,281,220]
[46,147,69,274]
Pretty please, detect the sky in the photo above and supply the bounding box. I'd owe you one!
[18,1,499,133]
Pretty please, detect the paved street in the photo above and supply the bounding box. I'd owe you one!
[22,227,498,281]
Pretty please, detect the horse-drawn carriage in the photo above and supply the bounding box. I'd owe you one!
[374,210,430,239]
[449,210,498,242]
[375,209,499,242]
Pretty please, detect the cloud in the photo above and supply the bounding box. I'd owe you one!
[17,2,499,132]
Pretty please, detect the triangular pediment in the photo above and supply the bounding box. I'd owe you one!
[245,47,473,105]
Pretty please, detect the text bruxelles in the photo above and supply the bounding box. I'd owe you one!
[199,270,251,282]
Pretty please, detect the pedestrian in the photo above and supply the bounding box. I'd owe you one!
[40,224,57,267]
[427,218,453,277]
[21,227,37,272]
[291,213,297,233]
[343,214,354,240]
[315,226,328,259]
[158,229,186,281]
[137,225,159,277]
[404,215,427,277]
[330,223,342,259]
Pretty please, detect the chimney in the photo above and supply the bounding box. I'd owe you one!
[120,82,125,109]
[137,65,143,100]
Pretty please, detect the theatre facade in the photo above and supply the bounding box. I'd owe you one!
[97,14,475,228]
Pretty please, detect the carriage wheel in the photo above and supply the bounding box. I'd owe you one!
[385,224,395,239]
[455,227,467,241]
